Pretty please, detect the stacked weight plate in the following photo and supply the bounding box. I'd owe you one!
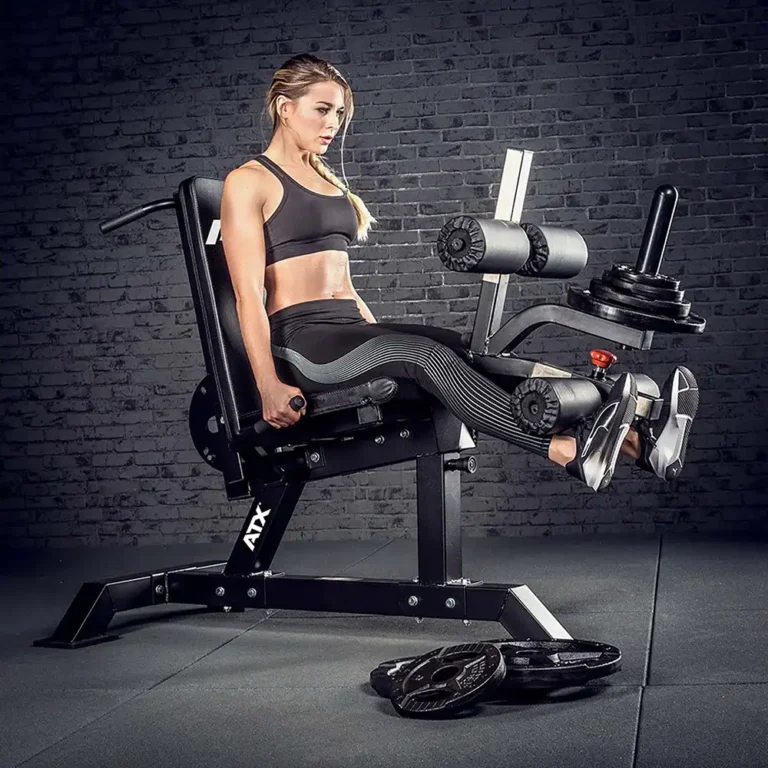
[370,638,622,718]
[567,264,705,333]
[566,184,706,335]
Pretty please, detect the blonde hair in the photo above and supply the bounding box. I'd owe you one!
[264,54,377,243]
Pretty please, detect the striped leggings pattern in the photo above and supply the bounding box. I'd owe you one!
[272,333,552,459]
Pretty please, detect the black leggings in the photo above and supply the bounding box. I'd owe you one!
[268,299,552,459]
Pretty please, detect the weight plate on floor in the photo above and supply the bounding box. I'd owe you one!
[609,264,679,291]
[590,279,691,319]
[602,270,685,303]
[567,286,706,334]
[482,638,622,691]
[370,656,419,699]
[389,642,506,718]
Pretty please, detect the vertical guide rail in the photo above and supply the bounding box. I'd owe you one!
[469,148,534,354]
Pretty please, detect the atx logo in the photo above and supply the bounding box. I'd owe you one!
[242,504,272,552]
[205,220,222,246]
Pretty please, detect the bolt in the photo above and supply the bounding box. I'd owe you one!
[155,584,165,595]
[399,429,410,439]
[408,595,419,607]
[374,435,385,445]
[247,588,257,599]
[215,586,225,597]
[309,452,321,463]
[445,598,456,609]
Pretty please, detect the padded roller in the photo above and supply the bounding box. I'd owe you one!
[436,216,530,274]
[518,224,589,279]
[509,377,603,436]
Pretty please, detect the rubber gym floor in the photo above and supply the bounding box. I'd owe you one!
[2,533,766,768]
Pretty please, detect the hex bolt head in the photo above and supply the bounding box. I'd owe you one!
[309,452,321,463]
[215,586,226,597]
[247,588,257,599]
[374,435,385,445]
[154,584,165,595]
[408,595,419,607]
[399,429,410,439]
[445,598,456,609]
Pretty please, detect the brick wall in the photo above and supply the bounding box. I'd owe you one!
[1,0,766,548]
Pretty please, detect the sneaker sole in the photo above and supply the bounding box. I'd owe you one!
[581,375,638,492]
[649,367,699,481]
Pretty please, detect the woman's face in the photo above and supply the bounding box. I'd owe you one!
[279,81,347,154]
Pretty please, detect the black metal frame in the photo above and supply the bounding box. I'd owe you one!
[34,450,571,649]
[35,148,667,650]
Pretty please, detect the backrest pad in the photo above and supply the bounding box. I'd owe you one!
[175,176,261,442]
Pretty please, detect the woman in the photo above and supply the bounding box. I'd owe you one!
[220,54,698,492]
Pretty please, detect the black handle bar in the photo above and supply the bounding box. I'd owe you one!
[99,198,177,234]
[252,396,307,435]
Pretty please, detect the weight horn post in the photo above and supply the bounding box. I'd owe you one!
[636,184,679,276]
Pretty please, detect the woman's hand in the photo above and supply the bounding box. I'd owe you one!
[258,379,307,429]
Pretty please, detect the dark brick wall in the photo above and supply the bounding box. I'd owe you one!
[1,0,766,548]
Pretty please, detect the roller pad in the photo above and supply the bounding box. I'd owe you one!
[510,377,603,436]
[518,224,589,279]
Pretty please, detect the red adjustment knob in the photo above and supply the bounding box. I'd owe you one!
[590,349,617,369]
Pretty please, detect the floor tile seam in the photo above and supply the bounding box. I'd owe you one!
[12,688,149,768]
[644,681,768,688]
[652,607,768,614]
[143,617,276,686]
[332,539,399,573]
[47,683,644,692]
[631,534,664,768]
[13,681,768,696]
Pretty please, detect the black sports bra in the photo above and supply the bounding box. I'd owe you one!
[253,154,358,266]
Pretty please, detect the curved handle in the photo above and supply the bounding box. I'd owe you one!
[99,198,177,234]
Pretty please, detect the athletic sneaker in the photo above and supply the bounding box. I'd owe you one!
[566,372,638,492]
[635,366,699,481]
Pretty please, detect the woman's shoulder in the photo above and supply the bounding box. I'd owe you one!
[225,160,272,193]
[233,158,268,176]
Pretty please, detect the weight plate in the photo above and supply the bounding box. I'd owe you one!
[481,638,622,691]
[602,270,685,303]
[389,642,506,718]
[609,264,679,291]
[590,279,691,320]
[370,656,419,699]
[567,286,706,334]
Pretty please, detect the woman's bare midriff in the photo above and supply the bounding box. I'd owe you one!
[239,158,357,317]
[263,251,357,317]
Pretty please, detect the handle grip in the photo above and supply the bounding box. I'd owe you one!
[252,395,306,436]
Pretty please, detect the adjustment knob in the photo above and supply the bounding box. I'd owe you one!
[444,456,478,473]
[590,349,617,380]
